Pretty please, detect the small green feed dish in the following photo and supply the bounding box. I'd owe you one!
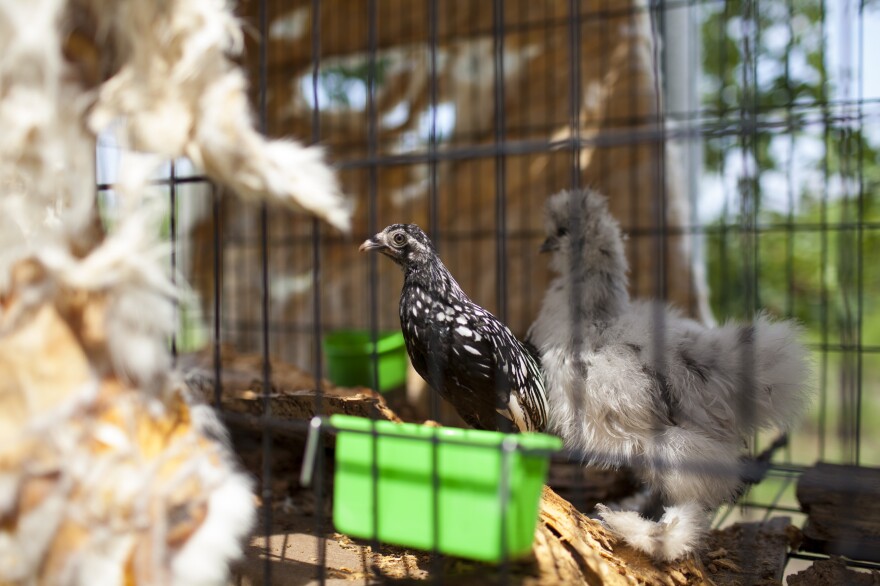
[323,330,407,392]
[331,414,563,562]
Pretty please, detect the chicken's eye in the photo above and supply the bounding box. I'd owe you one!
[391,232,407,247]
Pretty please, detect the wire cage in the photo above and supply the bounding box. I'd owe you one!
[94,0,880,582]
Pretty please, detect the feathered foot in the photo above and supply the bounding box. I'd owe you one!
[596,502,708,562]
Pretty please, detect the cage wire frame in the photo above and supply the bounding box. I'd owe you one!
[88,0,880,582]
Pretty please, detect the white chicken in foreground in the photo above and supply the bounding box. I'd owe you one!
[527,188,811,562]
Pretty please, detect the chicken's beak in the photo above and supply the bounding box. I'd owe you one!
[539,237,558,253]
[359,235,385,252]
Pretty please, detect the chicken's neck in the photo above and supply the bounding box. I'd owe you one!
[561,255,629,327]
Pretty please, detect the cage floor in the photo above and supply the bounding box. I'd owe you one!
[226,427,799,586]
[235,515,433,586]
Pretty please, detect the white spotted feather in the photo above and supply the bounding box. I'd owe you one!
[364,223,548,432]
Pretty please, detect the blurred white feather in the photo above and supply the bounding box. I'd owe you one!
[0,0,97,285]
[87,0,352,231]
[0,0,372,582]
[0,245,255,584]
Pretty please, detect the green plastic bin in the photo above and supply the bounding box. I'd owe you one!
[331,414,563,562]
[323,330,407,392]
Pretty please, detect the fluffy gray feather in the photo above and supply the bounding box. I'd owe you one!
[527,188,812,561]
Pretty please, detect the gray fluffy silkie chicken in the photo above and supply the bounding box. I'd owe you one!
[526,188,811,561]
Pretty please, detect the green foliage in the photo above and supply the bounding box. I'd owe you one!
[705,195,880,344]
[700,0,880,344]
[700,0,828,173]
[701,5,880,465]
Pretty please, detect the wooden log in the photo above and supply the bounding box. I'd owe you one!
[238,484,712,585]
[796,462,880,563]
[531,486,709,585]
[236,474,808,585]
[179,346,401,437]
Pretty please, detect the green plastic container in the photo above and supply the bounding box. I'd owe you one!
[331,414,563,562]
[323,330,407,392]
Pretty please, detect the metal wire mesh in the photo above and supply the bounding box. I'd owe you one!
[96,0,880,582]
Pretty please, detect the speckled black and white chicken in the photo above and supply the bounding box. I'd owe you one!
[526,188,811,561]
[361,224,547,433]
